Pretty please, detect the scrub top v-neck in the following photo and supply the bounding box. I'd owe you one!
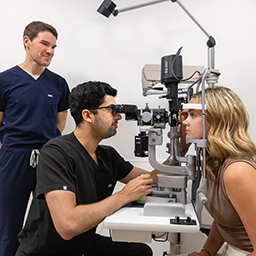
[0,65,70,148]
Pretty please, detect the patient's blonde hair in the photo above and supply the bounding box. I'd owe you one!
[192,86,256,181]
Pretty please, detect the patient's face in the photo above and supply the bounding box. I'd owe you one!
[183,98,210,140]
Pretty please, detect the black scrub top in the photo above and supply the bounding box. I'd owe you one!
[17,133,133,256]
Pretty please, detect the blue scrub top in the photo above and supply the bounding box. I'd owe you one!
[0,66,70,148]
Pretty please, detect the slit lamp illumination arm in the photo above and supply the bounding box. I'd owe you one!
[97,0,216,49]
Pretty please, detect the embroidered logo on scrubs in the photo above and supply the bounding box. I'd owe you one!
[48,94,53,97]
[108,183,113,188]
[63,186,67,190]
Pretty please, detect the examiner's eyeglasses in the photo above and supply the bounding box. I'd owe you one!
[90,104,120,116]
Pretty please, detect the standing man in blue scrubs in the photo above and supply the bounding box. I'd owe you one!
[0,21,70,256]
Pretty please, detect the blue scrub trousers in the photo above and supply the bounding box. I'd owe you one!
[0,146,37,256]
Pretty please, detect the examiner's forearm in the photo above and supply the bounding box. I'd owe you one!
[47,174,152,241]
[57,110,68,133]
[64,191,130,239]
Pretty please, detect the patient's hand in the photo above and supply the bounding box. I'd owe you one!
[188,252,206,256]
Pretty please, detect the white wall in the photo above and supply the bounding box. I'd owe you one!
[2,0,256,254]
[1,0,256,154]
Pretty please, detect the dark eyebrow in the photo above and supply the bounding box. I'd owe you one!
[41,40,57,48]
[40,40,49,44]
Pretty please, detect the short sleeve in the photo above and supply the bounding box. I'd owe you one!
[115,152,133,180]
[98,146,133,181]
[0,75,5,141]
[0,75,6,112]
[36,142,76,199]
[58,78,70,112]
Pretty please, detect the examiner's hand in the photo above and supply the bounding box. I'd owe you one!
[121,174,153,202]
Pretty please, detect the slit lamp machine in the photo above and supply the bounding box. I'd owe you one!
[97,0,220,254]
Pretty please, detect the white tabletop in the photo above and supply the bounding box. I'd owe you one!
[104,202,199,234]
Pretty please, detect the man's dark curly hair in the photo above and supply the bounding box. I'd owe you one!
[69,81,117,126]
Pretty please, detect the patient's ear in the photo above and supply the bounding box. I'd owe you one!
[82,109,94,123]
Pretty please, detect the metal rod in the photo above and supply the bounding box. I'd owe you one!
[207,47,215,88]
[117,0,169,14]
[176,0,210,38]
[201,69,208,178]
[117,0,211,42]
[208,47,215,69]
[116,0,211,42]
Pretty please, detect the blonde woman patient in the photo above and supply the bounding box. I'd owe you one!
[183,86,256,256]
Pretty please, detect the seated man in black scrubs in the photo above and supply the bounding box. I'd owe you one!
[16,81,159,256]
